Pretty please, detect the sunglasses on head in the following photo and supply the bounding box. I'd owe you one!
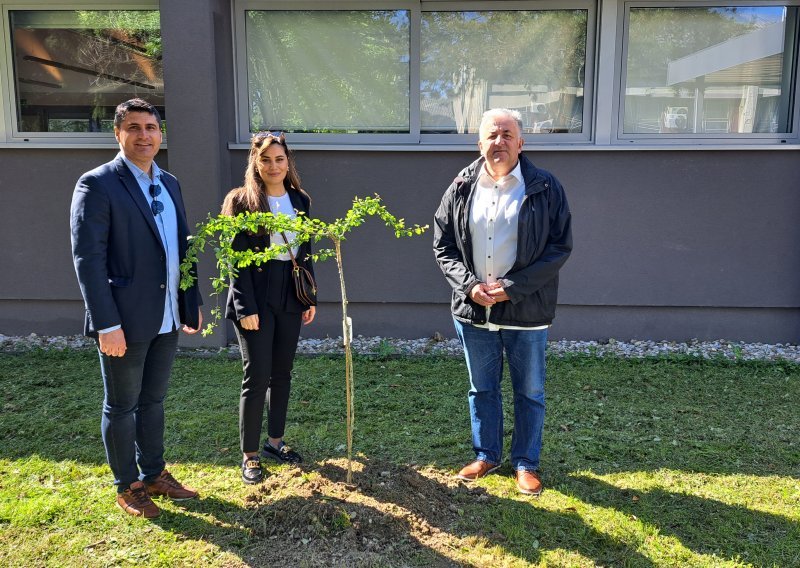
[149,184,164,216]
[252,130,285,144]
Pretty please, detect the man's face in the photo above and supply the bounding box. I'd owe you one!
[114,111,162,171]
[478,114,524,179]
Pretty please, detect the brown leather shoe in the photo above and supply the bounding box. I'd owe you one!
[457,459,500,481]
[144,469,198,501]
[516,470,543,496]
[117,481,160,518]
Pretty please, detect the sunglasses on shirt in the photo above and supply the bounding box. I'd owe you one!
[149,184,164,216]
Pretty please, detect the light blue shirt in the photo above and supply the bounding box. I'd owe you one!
[120,152,181,334]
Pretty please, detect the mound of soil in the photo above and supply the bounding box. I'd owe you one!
[237,457,490,567]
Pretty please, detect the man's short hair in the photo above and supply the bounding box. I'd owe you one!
[480,108,524,134]
[113,98,162,129]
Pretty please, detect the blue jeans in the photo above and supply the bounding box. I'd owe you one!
[453,319,547,472]
[98,331,179,490]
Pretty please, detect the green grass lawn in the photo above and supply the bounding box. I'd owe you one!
[1,350,798,567]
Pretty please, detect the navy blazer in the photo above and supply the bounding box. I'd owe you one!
[70,155,201,342]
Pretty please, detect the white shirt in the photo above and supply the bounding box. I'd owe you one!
[267,192,299,261]
[469,161,548,332]
[470,161,525,284]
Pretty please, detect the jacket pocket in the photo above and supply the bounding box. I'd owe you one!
[108,276,131,287]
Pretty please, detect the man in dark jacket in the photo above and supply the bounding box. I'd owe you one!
[433,108,572,495]
[71,99,202,518]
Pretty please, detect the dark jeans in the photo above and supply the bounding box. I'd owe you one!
[98,330,179,491]
[235,260,303,454]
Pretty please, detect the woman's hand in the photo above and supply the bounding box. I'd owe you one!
[240,314,260,331]
[302,306,316,325]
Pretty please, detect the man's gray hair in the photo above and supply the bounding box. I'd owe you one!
[480,108,524,133]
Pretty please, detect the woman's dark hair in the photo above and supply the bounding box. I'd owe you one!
[222,132,308,216]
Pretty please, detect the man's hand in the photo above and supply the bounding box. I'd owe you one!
[302,306,316,325]
[182,310,203,334]
[486,282,510,303]
[469,283,497,307]
[98,328,127,357]
[240,314,259,331]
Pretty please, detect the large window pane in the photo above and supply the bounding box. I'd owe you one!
[245,10,409,134]
[421,11,587,134]
[624,6,797,135]
[10,10,162,133]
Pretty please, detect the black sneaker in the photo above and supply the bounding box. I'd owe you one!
[262,441,303,464]
[241,456,264,484]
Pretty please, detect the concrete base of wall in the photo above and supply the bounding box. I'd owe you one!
[2,300,797,345]
[553,305,800,344]
[294,302,800,344]
[0,300,226,348]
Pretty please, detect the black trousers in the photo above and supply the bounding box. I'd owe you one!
[234,260,303,454]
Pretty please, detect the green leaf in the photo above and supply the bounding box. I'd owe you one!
[181,195,428,335]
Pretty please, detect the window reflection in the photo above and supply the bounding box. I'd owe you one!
[623,6,796,135]
[421,11,587,134]
[10,10,163,133]
[245,10,410,134]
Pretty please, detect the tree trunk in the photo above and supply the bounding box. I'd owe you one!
[334,239,355,484]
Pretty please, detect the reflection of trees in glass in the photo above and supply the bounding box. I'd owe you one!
[246,11,409,133]
[12,10,162,132]
[76,10,161,58]
[624,7,789,135]
[421,11,586,132]
[626,8,764,87]
[76,11,163,126]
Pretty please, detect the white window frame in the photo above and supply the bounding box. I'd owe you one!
[0,0,160,145]
[232,0,597,146]
[614,0,800,146]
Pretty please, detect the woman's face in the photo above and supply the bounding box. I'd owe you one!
[256,142,289,188]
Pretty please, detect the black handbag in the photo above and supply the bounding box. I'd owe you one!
[280,232,317,307]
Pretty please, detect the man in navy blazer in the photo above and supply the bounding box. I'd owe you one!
[71,98,202,518]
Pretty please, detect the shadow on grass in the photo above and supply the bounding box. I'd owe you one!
[567,473,800,567]
[144,464,467,567]
[246,458,658,567]
[144,495,257,563]
[2,352,799,565]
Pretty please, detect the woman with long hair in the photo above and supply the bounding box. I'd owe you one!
[221,131,316,484]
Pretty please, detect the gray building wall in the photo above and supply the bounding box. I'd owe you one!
[1,0,798,345]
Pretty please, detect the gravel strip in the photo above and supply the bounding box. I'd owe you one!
[1,333,799,362]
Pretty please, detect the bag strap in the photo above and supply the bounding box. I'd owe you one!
[279,232,300,269]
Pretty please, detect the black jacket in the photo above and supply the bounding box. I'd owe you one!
[433,154,572,327]
[225,189,316,320]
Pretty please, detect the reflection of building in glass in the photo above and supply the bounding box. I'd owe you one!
[625,15,791,135]
[422,83,584,134]
[10,11,163,133]
[419,9,587,136]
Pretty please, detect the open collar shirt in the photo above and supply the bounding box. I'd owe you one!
[121,152,181,334]
[469,161,525,285]
[469,160,548,332]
